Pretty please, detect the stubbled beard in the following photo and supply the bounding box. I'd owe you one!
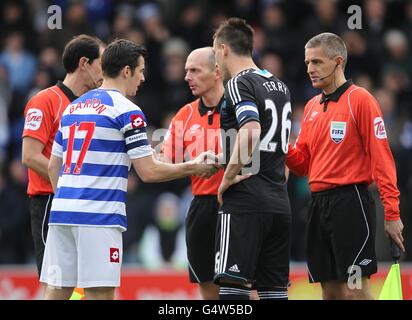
[221,65,232,85]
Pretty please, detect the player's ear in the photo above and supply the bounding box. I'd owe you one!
[335,56,344,68]
[79,56,89,71]
[215,64,222,80]
[122,65,130,78]
[222,44,229,57]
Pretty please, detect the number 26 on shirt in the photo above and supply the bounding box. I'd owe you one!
[259,99,292,154]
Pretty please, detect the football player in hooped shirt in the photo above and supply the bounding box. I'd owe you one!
[40,39,219,300]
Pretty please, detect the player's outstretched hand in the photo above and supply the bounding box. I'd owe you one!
[194,151,219,164]
[217,174,252,205]
[192,151,220,178]
[384,219,405,252]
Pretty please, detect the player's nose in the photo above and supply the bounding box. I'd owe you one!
[307,63,315,74]
[184,73,191,82]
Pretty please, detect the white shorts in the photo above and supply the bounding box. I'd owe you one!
[40,225,123,288]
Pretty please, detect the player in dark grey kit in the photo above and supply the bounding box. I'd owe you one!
[212,17,292,300]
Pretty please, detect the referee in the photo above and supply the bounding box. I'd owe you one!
[162,47,224,299]
[287,32,404,300]
[22,35,105,276]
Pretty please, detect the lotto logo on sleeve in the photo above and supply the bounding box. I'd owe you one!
[24,108,43,131]
[110,248,120,263]
[374,117,387,139]
[130,114,145,128]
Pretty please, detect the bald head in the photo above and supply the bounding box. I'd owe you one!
[186,47,216,71]
[184,47,222,98]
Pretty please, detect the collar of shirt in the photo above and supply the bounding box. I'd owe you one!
[198,95,225,116]
[320,79,353,104]
[56,81,78,102]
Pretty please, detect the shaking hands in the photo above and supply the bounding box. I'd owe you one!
[191,151,223,178]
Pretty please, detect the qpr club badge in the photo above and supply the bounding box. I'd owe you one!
[330,121,346,144]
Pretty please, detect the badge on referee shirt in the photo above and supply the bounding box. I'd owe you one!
[330,121,346,144]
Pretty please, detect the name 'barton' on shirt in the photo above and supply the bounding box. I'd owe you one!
[49,89,153,231]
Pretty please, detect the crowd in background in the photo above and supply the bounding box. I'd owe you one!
[0,0,411,267]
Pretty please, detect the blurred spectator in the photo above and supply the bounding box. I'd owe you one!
[304,0,346,38]
[0,1,34,47]
[209,9,229,31]
[230,0,261,25]
[362,0,387,65]
[137,2,169,43]
[252,27,266,62]
[287,103,310,261]
[402,0,412,43]
[342,31,379,80]
[374,88,399,146]
[353,73,374,93]
[111,4,134,40]
[161,38,192,111]
[383,29,412,75]
[123,171,146,263]
[381,67,410,97]
[154,192,184,265]
[0,159,32,264]
[43,0,94,52]
[26,68,53,100]
[38,46,65,84]
[259,50,284,79]
[0,64,12,109]
[124,29,146,46]
[174,2,208,49]
[0,32,37,95]
[0,94,9,163]
[85,0,112,40]
[365,0,387,33]
[136,2,170,88]
[261,4,291,57]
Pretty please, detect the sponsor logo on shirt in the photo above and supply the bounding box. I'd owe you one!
[374,117,387,139]
[110,248,120,263]
[330,121,346,144]
[309,110,319,121]
[189,124,201,132]
[24,108,43,131]
[188,123,203,136]
[125,132,148,144]
[130,114,145,128]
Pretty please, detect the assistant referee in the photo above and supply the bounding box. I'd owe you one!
[287,32,404,300]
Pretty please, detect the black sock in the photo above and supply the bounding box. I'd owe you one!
[257,287,288,300]
[219,283,251,300]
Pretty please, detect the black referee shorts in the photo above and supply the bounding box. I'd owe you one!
[29,194,53,276]
[306,184,377,283]
[186,195,219,283]
[214,211,291,288]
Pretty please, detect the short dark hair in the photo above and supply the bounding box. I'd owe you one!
[213,17,254,56]
[101,39,147,78]
[62,34,104,73]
